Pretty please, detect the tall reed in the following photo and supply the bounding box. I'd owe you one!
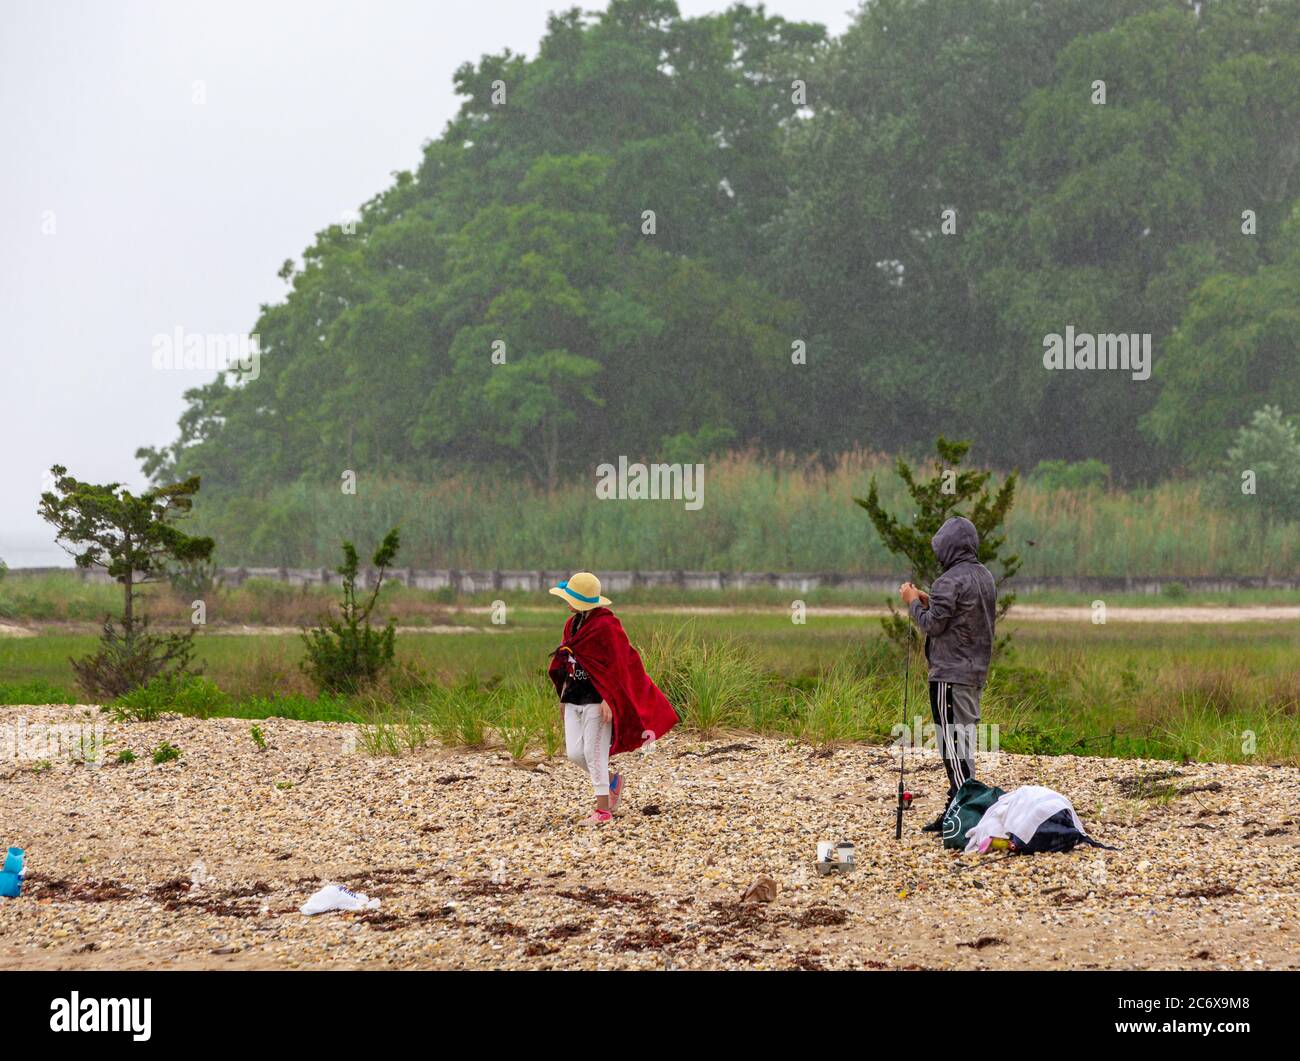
[182,451,1297,576]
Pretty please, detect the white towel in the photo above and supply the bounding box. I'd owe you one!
[963,785,1086,853]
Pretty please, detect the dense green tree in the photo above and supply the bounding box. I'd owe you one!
[1143,205,1300,464]
[776,0,1298,477]
[981,0,1299,474]
[143,1,822,496]
[141,0,1300,529]
[1215,405,1300,518]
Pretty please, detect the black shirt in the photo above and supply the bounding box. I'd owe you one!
[560,612,603,705]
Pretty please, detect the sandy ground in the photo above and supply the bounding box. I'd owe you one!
[2,705,1297,971]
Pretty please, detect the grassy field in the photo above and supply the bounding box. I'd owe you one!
[3,605,1297,767]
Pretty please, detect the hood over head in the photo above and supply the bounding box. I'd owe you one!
[932,516,979,571]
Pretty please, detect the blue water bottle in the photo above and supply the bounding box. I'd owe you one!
[0,847,24,897]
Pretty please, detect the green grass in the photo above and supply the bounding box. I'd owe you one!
[0,573,125,623]
[169,451,1300,576]
[0,677,80,706]
[1,610,1297,766]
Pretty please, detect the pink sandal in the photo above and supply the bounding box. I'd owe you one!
[580,809,612,826]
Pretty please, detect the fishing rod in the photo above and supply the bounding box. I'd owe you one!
[895,623,912,841]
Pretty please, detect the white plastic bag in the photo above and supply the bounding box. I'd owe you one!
[299,884,380,916]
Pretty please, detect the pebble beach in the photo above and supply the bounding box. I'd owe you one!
[3,704,1297,970]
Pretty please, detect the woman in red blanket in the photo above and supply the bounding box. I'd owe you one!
[547,571,678,825]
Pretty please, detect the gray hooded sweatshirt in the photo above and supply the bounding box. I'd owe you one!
[907,516,997,688]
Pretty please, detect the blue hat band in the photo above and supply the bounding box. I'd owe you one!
[558,581,600,603]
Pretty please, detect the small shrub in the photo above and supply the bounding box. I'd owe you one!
[73,617,200,702]
[250,724,267,751]
[1161,581,1188,600]
[109,681,166,722]
[301,529,401,695]
[115,749,137,765]
[152,741,182,764]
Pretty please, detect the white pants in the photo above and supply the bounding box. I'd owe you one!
[564,702,612,796]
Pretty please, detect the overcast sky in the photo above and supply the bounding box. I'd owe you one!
[0,0,855,567]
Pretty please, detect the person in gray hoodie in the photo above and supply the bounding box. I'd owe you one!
[899,516,997,833]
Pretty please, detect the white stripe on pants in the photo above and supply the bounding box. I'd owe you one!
[564,702,612,796]
[930,680,980,802]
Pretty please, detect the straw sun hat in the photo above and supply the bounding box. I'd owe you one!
[549,571,612,611]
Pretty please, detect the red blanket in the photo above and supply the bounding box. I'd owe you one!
[548,608,678,756]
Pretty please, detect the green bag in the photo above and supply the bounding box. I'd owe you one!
[942,779,1006,850]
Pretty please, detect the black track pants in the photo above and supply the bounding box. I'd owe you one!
[929,680,981,803]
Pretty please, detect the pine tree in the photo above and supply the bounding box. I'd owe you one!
[38,465,215,697]
[301,529,402,694]
[854,438,1020,652]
